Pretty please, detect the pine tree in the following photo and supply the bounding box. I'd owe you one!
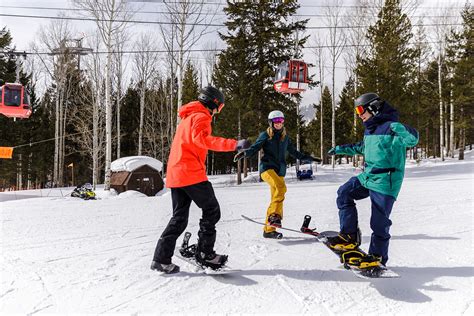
[181,61,200,105]
[356,0,416,123]
[336,78,360,145]
[448,4,474,159]
[304,86,333,164]
[212,0,307,172]
[0,28,51,189]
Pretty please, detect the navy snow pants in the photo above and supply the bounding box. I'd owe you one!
[336,176,396,265]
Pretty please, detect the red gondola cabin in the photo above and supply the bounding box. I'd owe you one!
[0,83,32,119]
[274,60,309,94]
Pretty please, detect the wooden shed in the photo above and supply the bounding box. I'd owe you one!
[110,156,164,196]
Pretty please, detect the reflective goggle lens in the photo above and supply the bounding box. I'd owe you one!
[272,118,285,124]
[355,105,366,115]
[217,103,225,113]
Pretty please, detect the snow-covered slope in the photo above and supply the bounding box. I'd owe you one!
[1,152,473,315]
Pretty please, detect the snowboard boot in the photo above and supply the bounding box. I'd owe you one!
[267,213,282,227]
[343,253,382,270]
[263,231,283,239]
[195,251,228,270]
[325,229,361,251]
[150,261,180,274]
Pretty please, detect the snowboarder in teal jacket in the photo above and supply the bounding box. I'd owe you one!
[326,93,418,266]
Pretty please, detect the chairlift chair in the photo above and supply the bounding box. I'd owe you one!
[296,161,314,181]
[274,59,309,94]
[0,83,32,119]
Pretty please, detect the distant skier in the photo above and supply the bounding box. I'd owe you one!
[234,110,321,239]
[151,86,250,274]
[326,93,419,267]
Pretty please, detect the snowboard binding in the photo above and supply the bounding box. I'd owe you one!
[300,215,319,235]
[179,232,197,258]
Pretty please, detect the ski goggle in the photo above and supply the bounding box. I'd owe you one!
[355,105,366,115]
[271,117,285,124]
[213,98,225,113]
[217,103,225,113]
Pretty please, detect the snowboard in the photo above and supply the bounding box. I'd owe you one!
[241,214,399,279]
[176,232,241,275]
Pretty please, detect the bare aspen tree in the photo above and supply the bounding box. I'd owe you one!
[324,0,346,167]
[74,0,134,190]
[35,18,74,187]
[432,11,452,161]
[133,33,159,155]
[159,0,219,127]
[113,30,130,159]
[311,35,326,163]
[202,41,219,86]
[343,0,370,166]
[84,33,107,188]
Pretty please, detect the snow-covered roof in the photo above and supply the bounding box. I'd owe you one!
[110,156,163,172]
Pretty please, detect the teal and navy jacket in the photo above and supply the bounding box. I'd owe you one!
[243,129,312,177]
[333,102,418,199]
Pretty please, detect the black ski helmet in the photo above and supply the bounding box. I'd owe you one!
[354,92,383,116]
[198,86,225,112]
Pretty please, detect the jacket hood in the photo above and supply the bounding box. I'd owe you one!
[364,101,399,131]
[178,101,211,119]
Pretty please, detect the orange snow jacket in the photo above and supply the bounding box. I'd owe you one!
[165,101,238,188]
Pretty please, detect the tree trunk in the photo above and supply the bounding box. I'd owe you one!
[138,84,145,155]
[438,53,445,161]
[104,37,113,190]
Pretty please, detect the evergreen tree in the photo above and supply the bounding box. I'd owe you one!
[212,0,308,172]
[447,4,473,159]
[0,29,53,189]
[304,86,332,164]
[119,86,140,158]
[336,78,360,145]
[181,61,200,105]
[356,0,416,124]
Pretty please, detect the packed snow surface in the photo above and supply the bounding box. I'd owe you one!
[1,152,473,315]
[110,155,163,172]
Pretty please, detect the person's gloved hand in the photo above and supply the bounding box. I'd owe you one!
[233,151,245,162]
[390,122,408,135]
[236,139,251,151]
[327,147,337,155]
[309,156,322,163]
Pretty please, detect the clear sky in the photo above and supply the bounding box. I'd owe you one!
[0,0,468,114]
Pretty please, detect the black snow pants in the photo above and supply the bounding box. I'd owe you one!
[153,181,221,264]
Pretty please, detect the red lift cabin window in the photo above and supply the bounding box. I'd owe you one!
[274,60,309,94]
[0,83,32,119]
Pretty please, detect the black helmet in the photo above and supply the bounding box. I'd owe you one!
[198,86,225,112]
[354,92,383,116]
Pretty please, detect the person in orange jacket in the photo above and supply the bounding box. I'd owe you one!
[151,86,250,274]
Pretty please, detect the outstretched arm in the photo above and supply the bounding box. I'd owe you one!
[329,141,365,156]
[390,122,419,147]
[192,116,237,152]
[287,138,313,160]
[242,132,268,158]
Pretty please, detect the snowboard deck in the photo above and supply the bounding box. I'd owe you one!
[175,253,241,275]
[241,214,399,279]
[241,214,336,241]
[176,232,240,275]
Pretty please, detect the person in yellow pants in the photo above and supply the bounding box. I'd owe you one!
[260,169,287,235]
[234,110,321,239]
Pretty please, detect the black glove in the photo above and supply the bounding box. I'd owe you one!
[309,156,322,163]
[233,151,245,162]
[236,139,251,151]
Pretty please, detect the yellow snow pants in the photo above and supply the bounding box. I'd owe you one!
[261,169,287,233]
